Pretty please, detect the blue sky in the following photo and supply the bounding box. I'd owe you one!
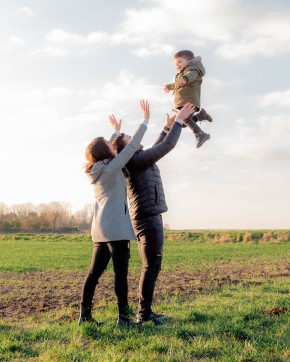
[1,0,290,229]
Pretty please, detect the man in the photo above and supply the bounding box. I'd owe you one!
[111,103,195,326]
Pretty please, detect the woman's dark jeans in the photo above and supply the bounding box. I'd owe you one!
[132,215,164,320]
[80,240,130,315]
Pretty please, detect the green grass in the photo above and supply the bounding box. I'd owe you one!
[0,232,289,273]
[0,232,289,361]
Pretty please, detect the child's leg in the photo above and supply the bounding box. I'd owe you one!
[195,107,213,122]
[183,113,201,134]
[184,113,210,149]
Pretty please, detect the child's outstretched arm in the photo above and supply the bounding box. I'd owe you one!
[163,83,174,93]
[163,85,170,93]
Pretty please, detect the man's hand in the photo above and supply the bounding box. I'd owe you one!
[140,99,150,121]
[173,103,195,121]
[109,115,122,132]
[163,85,170,93]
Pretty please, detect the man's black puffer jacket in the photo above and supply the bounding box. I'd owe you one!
[126,122,182,220]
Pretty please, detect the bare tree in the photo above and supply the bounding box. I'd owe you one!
[164,223,170,230]
[0,202,8,229]
[47,201,71,229]
[10,203,35,229]
[74,203,94,230]
[0,201,95,230]
[38,203,51,229]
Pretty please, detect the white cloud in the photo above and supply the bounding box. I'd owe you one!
[122,0,235,42]
[32,29,141,57]
[206,77,245,89]
[37,29,110,57]
[26,1,290,61]
[225,113,290,161]
[47,87,74,97]
[259,89,290,107]
[216,35,290,61]
[19,6,36,17]
[7,36,25,46]
[215,7,290,60]
[81,70,164,116]
[120,0,290,61]
[133,43,174,57]
[45,29,109,46]
[207,104,231,111]
[1,36,25,52]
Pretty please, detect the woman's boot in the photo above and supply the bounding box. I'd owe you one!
[78,303,104,326]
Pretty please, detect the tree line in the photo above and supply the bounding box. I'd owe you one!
[0,202,94,231]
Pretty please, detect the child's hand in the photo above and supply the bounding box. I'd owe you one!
[140,99,150,121]
[176,76,187,85]
[109,115,122,132]
[163,85,170,93]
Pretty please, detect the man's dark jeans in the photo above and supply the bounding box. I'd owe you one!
[132,215,164,320]
[80,240,130,315]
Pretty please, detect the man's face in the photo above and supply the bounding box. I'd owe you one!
[175,57,190,72]
[123,134,143,150]
[105,140,116,155]
[123,134,131,144]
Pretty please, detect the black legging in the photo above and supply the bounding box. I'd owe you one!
[132,215,164,320]
[80,240,130,315]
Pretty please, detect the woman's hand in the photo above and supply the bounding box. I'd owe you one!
[140,99,150,121]
[165,113,176,129]
[109,115,122,132]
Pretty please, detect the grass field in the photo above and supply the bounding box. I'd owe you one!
[0,232,289,361]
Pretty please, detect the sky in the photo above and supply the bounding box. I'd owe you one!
[0,0,290,230]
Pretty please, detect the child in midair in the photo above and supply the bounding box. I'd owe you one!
[164,49,213,148]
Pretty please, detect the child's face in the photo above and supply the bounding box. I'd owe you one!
[175,57,191,72]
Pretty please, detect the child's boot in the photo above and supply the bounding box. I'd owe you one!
[183,116,210,149]
[195,108,213,122]
[195,131,210,148]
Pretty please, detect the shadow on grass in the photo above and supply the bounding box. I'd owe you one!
[0,324,15,332]
[184,311,214,323]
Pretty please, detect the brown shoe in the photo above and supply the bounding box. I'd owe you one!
[196,108,213,122]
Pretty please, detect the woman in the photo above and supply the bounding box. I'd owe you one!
[79,100,150,327]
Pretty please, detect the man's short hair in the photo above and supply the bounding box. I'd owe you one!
[112,133,126,154]
[174,50,194,60]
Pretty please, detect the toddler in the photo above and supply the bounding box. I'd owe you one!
[164,50,213,148]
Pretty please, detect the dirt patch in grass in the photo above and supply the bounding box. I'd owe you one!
[0,261,289,321]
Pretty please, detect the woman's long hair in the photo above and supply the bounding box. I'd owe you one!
[85,137,115,173]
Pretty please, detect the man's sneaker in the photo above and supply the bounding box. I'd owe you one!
[196,131,210,148]
[196,108,213,122]
[136,311,166,320]
[151,312,166,319]
[137,313,166,326]
[117,314,141,328]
